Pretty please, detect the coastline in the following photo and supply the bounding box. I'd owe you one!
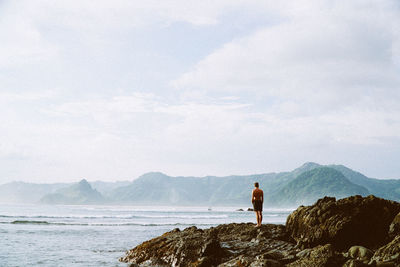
[120,195,400,267]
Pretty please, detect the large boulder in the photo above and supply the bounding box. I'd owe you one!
[346,246,373,263]
[286,195,400,250]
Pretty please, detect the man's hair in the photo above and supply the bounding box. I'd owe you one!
[254,182,259,188]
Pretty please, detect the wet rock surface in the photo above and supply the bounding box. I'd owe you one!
[120,195,400,267]
[371,235,400,265]
[389,212,400,239]
[286,244,346,267]
[286,195,400,250]
[120,223,297,267]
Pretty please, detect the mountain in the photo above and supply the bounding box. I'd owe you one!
[268,167,369,206]
[90,180,131,196]
[1,162,400,206]
[0,180,130,204]
[40,179,106,204]
[328,164,400,200]
[109,171,289,205]
[290,163,400,201]
[291,162,322,177]
[108,165,374,206]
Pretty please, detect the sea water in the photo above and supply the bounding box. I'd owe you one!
[0,204,292,266]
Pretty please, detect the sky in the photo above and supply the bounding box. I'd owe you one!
[1,0,400,183]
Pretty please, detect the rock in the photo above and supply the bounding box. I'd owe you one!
[121,196,400,267]
[128,257,170,267]
[201,238,225,258]
[342,259,369,267]
[247,208,254,211]
[296,248,312,258]
[286,244,346,267]
[347,246,373,262]
[120,226,207,266]
[218,256,282,267]
[259,249,284,260]
[389,212,400,238]
[236,209,244,211]
[370,235,400,265]
[249,259,282,267]
[286,195,400,250]
[218,255,254,267]
[375,263,396,267]
[120,223,298,266]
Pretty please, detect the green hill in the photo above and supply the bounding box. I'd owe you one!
[296,163,400,201]
[268,167,369,206]
[40,179,106,204]
[328,164,400,200]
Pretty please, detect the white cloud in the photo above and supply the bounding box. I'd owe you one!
[173,0,400,111]
[0,3,59,68]
[0,0,244,70]
[1,88,400,182]
[1,0,400,182]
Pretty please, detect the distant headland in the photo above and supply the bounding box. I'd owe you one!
[1,162,400,207]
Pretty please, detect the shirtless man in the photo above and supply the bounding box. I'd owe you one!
[251,182,264,227]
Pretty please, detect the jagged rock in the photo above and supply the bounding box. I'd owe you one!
[286,195,400,250]
[296,248,312,258]
[259,249,284,260]
[218,255,282,267]
[286,244,346,267]
[375,263,396,267]
[347,246,373,262]
[128,257,169,267]
[218,255,254,267]
[249,259,281,267]
[120,223,298,267]
[342,259,369,267]
[121,196,400,267]
[389,212,400,238]
[370,235,400,266]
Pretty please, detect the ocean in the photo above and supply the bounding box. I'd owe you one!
[0,204,292,266]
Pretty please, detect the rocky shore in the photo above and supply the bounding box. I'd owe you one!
[120,195,400,266]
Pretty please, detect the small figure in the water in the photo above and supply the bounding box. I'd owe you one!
[251,182,264,227]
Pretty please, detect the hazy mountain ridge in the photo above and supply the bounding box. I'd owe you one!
[40,179,106,205]
[1,162,399,206]
[328,164,400,200]
[90,180,131,198]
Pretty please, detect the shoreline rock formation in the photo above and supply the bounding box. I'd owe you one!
[120,195,400,267]
[286,195,400,250]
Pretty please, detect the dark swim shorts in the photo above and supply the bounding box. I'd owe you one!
[253,200,263,211]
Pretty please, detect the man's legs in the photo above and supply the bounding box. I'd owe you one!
[255,211,262,226]
[255,211,260,226]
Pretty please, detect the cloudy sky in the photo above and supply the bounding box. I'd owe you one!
[1,0,400,183]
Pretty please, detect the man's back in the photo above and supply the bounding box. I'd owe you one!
[252,188,263,201]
